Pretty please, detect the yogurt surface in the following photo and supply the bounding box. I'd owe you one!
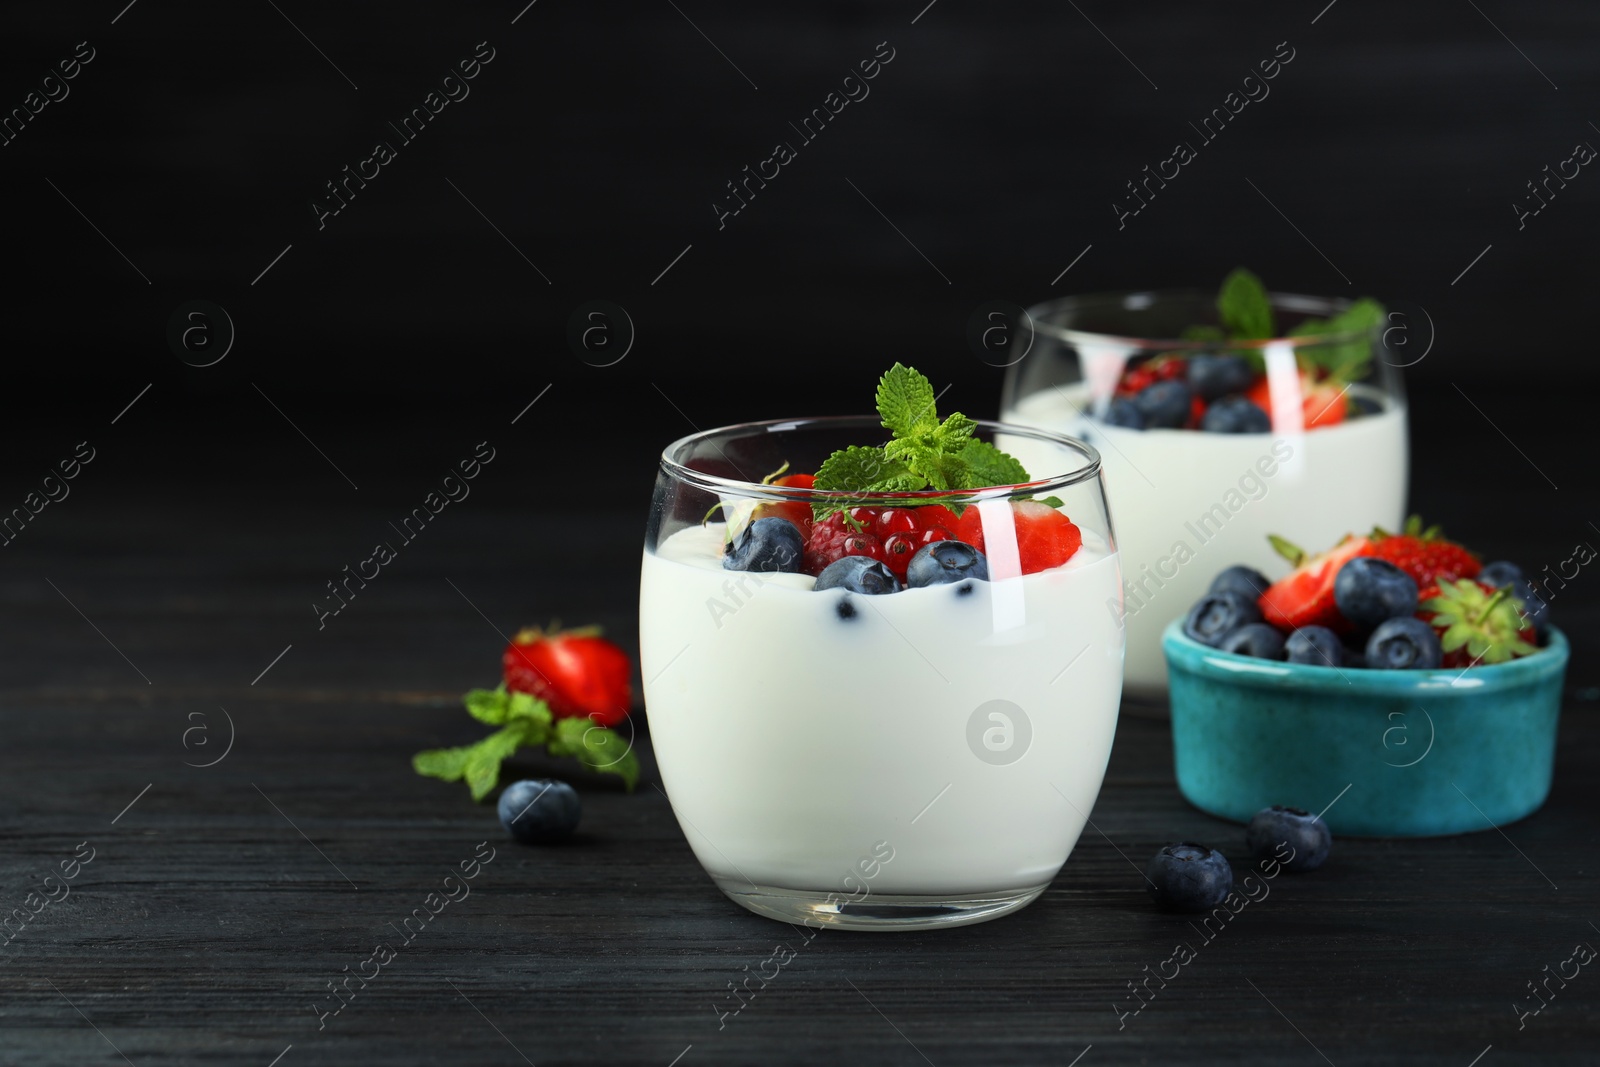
[640,522,1124,896]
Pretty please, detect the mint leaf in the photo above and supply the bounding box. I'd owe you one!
[463,724,528,801]
[935,411,977,451]
[548,718,640,791]
[412,745,474,782]
[463,685,510,725]
[876,363,941,438]
[812,445,922,519]
[958,439,1029,488]
[1219,268,1275,340]
[1181,324,1226,342]
[1037,495,1065,508]
[1291,296,1384,382]
[506,689,554,733]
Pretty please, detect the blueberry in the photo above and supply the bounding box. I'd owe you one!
[1365,616,1443,669]
[1209,565,1271,600]
[1182,590,1263,647]
[1187,354,1256,401]
[1245,806,1331,872]
[724,517,803,573]
[1285,625,1345,667]
[906,541,989,588]
[1350,395,1382,417]
[815,556,901,595]
[1342,646,1368,669]
[498,779,581,843]
[1132,380,1194,429]
[1512,578,1551,629]
[1477,562,1551,628]
[1333,557,1418,628]
[1145,843,1234,912]
[1201,396,1270,434]
[1478,560,1524,587]
[1102,397,1146,430]
[1220,622,1287,659]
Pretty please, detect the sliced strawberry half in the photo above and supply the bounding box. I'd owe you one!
[955,501,1083,574]
[1256,534,1375,632]
[1245,371,1349,430]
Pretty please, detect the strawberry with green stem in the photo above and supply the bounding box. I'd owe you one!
[1418,579,1538,668]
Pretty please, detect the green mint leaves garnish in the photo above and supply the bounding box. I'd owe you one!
[1219,268,1276,340]
[811,364,1032,520]
[1196,269,1385,386]
[413,684,639,799]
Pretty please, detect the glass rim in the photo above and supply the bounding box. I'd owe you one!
[1023,288,1378,351]
[659,415,1103,502]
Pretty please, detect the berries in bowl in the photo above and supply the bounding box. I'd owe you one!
[1162,519,1568,837]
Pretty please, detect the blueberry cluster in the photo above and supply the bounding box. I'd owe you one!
[1105,355,1271,434]
[724,516,989,595]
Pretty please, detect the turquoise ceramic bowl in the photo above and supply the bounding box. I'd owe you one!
[1163,621,1568,837]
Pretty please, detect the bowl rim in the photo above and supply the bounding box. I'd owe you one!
[1161,619,1568,695]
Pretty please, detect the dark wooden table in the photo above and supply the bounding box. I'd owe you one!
[2,389,1597,1065]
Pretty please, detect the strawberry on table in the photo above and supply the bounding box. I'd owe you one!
[1369,516,1481,587]
[1256,533,1376,633]
[503,626,632,728]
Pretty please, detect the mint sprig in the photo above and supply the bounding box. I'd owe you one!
[1219,268,1276,340]
[413,684,639,799]
[811,363,1035,520]
[1188,269,1385,386]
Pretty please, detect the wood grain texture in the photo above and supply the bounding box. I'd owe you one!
[2,388,1598,1065]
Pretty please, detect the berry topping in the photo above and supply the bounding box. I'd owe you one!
[1145,843,1234,912]
[498,779,581,843]
[1132,379,1194,429]
[906,541,989,588]
[1418,578,1538,666]
[1284,625,1346,667]
[723,516,804,574]
[873,507,919,538]
[503,626,632,728]
[1201,395,1270,434]
[1368,516,1481,586]
[1187,354,1256,401]
[802,511,887,576]
[881,532,921,578]
[1364,616,1443,670]
[1209,565,1271,600]
[1245,806,1331,872]
[748,469,815,536]
[913,503,962,531]
[954,501,1083,574]
[815,556,902,595]
[1102,397,1146,429]
[1332,556,1419,629]
[1219,622,1287,660]
[1182,590,1263,647]
[1256,534,1376,633]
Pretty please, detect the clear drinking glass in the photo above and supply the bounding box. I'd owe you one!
[999,290,1408,705]
[640,417,1124,931]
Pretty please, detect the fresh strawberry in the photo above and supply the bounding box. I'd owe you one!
[502,626,632,728]
[1416,579,1538,668]
[1245,371,1349,429]
[1369,515,1481,587]
[954,501,1083,574]
[750,472,814,536]
[802,510,885,576]
[1256,533,1376,632]
[913,504,962,531]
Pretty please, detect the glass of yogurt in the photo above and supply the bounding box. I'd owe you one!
[998,290,1408,704]
[640,417,1124,930]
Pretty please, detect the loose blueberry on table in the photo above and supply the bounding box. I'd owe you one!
[1245,806,1332,872]
[1145,843,1234,912]
[498,779,582,843]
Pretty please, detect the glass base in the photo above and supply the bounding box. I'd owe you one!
[713,877,1049,931]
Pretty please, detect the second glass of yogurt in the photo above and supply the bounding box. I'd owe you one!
[999,290,1408,703]
[640,417,1124,930]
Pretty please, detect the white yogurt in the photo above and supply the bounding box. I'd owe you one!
[639,522,1125,897]
[1001,384,1407,697]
